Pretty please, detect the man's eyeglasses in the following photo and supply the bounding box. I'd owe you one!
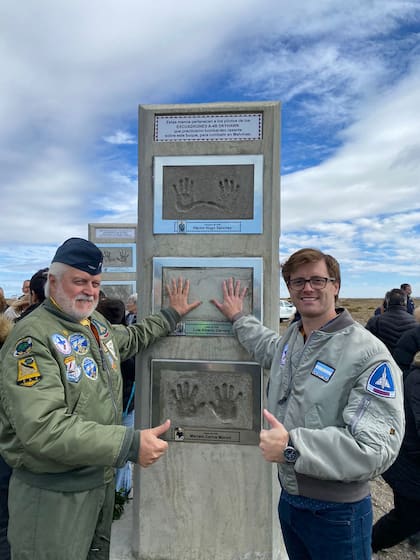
[288,276,336,291]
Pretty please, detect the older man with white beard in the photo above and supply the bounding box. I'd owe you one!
[0,237,201,560]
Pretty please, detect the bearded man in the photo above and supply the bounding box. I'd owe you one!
[0,237,200,560]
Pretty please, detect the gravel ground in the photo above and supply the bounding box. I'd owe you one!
[371,477,420,559]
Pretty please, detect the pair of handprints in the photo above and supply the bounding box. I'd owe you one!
[172,178,240,214]
[170,381,243,421]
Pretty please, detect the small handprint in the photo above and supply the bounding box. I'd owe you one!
[207,383,243,422]
[172,178,196,211]
[117,249,130,263]
[217,179,240,213]
[171,381,203,416]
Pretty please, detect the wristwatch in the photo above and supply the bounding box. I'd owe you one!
[283,442,299,464]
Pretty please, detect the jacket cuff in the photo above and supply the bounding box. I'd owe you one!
[160,307,181,331]
[116,428,140,467]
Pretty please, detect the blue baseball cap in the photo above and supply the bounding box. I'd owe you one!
[51,238,103,275]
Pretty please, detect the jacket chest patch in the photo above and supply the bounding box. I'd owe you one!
[82,357,98,381]
[51,333,72,355]
[311,360,335,383]
[69,333,90,355]
[64,356,82,383]
[91,319,109,339]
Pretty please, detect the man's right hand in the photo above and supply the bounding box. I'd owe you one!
[139,419,171,467]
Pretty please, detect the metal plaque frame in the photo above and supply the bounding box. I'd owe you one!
[151,359,262,445]
[97,243,136,273]
[153,257,262,336]
[100,280,136,301]
[153,155,263,234]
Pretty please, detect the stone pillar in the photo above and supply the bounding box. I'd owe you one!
[133,101,286,560]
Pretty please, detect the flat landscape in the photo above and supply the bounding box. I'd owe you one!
[280,298,420,559]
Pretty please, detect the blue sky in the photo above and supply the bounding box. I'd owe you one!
[1,0,420,298]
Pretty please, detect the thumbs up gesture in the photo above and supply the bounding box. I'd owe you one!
[139,419,171,468]
[259,409,289,463]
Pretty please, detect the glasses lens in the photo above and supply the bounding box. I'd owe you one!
[310,277,327,289]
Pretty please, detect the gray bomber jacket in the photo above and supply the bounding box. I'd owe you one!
[233,309,405,503]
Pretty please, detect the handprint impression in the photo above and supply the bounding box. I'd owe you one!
[172,177,240,215]
[171,381,204,417]
[207,383,243,422]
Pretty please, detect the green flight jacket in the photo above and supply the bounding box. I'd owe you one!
[0,299,179,491]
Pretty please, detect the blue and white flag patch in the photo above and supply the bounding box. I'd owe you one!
[367,363,395,398]
[311,360,335,382]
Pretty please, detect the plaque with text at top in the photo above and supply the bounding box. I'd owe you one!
[153,257,262,336]
[153,155,263,234]
[151,359,262,445]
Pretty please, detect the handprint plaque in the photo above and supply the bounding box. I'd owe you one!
[153,155,263,234]
[151,359,262,445]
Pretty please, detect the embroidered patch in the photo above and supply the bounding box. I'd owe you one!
[311,360,336,383]
[105,340,117,361]
[51,333,72,355]
[367,363,395,398]
[17,357,42,387]
[69,333,89,355]
[82,357,98,380]
[91,319,109,339]
[280,344,288,366]
[64,356,82,383]
[13,337,33,357]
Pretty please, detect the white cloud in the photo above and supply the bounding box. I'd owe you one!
[0,0,420,296]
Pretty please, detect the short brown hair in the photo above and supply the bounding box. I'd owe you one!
[281,248,341,290]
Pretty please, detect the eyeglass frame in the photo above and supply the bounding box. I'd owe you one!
[287,276,336,291]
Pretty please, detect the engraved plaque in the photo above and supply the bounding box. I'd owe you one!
[153,155,263,234]
[163,165,254,220]
[154,113,263,142]
[97,244,136,272]
[100,281,136,301]
[153,257,262,335]
[151,360,262,445]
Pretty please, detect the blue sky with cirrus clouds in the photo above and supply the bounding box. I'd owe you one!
[1,0,419,298]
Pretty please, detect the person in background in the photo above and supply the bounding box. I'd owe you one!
[96,297,136,499]
[4,279,32,321]
[0,288,8,313]
[401,283,415,315]
[371,352,420,555]
[374,292,389,316]
[211,247,405,560]
[17,268,48,321]
[365,288,416,354]
[0,267,49,556]
[21,279,30,296]
[0,237,201,560]
[126,293,137,325]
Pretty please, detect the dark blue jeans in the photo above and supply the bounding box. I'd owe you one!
[278,491,372,560]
